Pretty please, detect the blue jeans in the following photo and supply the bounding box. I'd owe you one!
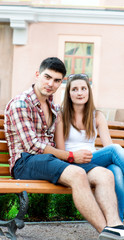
[108,164,124,222]
[91,144,124,222]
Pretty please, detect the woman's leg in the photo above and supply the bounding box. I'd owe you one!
[91,145,124,221]
[107,164,124,222]
[92,144,124,174]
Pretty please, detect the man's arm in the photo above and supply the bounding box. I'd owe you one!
[44,144,92,163]
[5,100,46,154]
[6,100,92,163]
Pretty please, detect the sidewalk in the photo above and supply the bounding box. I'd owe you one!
[0,221,99,240]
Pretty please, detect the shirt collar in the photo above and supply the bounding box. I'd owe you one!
[28,85,54,109]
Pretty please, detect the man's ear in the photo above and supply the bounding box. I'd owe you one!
[35,71,39,77]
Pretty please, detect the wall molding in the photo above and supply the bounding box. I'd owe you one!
[0,5,124,45]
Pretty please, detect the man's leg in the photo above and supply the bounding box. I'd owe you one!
[87,167,122,227]
[58,165,107,233]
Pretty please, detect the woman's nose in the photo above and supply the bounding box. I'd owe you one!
[77,89,82,94]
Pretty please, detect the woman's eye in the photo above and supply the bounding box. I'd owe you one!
[72,88,77,91]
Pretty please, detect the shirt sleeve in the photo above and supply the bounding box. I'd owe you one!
[7,99,47,154]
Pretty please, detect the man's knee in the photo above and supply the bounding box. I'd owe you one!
[88,167,115,186]
[99,168,114,185]
[72,166,87,183]
[59,165,87,186]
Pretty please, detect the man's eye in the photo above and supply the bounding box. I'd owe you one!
[55,79,61,83]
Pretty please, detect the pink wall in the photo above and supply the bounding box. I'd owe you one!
[12,22,124,109]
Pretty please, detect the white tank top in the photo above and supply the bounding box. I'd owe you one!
[65,120,97,153]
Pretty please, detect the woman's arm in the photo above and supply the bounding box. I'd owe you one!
[54,112,65,150]
[96,110,113,147]
[53,112,93,163]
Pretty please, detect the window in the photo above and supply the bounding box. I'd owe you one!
[64,42,94,83]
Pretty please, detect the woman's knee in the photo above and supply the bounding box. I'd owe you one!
[108,164,123,181]
[108,164,124,193]
[109,143,122,153]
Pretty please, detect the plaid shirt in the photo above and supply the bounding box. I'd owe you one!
[4,86,59,176]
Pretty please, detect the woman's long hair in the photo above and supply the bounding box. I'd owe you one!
[62,74,96,140]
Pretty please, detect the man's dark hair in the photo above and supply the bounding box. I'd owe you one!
[39,57,66,77]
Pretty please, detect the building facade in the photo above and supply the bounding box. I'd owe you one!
[0,0,124,119]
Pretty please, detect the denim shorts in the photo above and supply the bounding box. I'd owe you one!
[13,152,97,184]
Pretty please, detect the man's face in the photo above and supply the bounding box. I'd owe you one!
[35,69,63,98]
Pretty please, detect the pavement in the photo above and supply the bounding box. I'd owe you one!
[0,221,99,240]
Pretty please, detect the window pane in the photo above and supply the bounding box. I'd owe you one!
[85,58,93,78]
[86,44,94,56]
[74,58,83,74]
[64,42,94,82]
[65,43,79,55]
[64,57,72,76]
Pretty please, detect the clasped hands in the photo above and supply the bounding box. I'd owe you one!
[73,150,93,164]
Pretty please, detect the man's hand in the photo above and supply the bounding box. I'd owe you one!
[73,150,93,164]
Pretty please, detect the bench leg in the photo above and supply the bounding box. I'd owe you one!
[0,191,29,240]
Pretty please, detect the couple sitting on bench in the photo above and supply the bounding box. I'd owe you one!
[4,57,124,240]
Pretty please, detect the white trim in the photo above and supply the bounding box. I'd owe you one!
[0,5,124,44]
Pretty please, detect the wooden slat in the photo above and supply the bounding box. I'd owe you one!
[95,138,124,148]
[0,119,4,129]
[0,166,10,176]
[0,114,4,119]
[97,129,124,139]
[109,129,124,138]
[0,179,72,194]
[0,130,5,140]
[112,139,124,147]
[0,142,8,152]
[0,154,9,163]
[108,121,124,130]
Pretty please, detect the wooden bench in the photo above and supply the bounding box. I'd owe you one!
[0,114,124,239]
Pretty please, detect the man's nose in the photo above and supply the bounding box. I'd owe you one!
[48,79,54,86]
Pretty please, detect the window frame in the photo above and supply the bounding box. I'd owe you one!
[54,35,101,105]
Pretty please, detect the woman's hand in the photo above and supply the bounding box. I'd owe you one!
[73,150,93,164]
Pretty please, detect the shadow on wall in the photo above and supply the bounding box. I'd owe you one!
[98,108,124,122]
[115,109,124,122]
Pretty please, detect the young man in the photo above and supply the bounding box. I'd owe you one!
[4,57,124,240]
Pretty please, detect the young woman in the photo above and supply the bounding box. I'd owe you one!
[55,73,124,221]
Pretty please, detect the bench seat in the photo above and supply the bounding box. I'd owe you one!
[0,179,72,194]
[0,113,124,239]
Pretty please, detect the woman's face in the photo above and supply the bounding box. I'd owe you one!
[69,79,89,106]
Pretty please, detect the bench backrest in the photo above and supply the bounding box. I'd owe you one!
[0,114,124,178]
[0,114,10,177]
